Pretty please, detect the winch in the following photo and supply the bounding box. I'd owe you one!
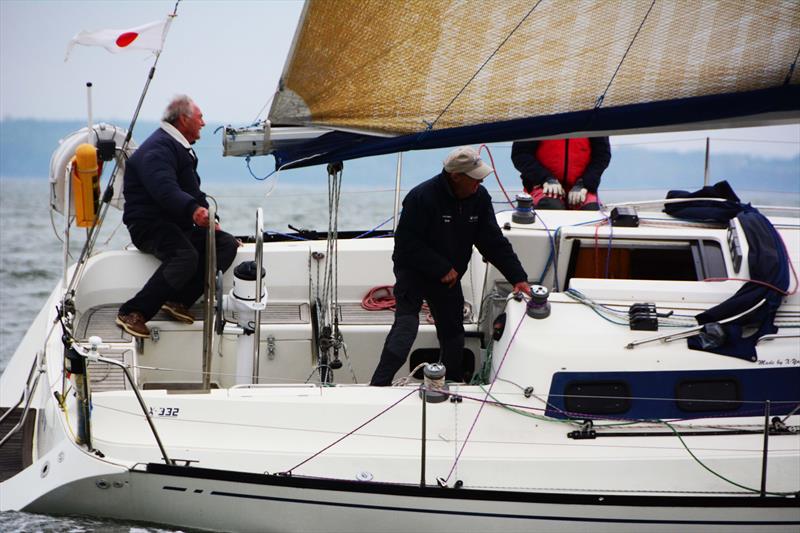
[224,261,267,384]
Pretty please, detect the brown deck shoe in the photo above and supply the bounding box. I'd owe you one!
[115,311,151,338]
[161,301,195,324]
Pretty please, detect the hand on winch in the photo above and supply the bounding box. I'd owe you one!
[567,179,588,206]
[513,280,532,296]
[542,177,565,198]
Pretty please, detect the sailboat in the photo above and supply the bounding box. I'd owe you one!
[1,1,799,531]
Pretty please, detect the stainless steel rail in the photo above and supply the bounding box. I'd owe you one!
[0,355,44,448]
[201,201,217,391]
[253,208,264,384]
[625,299,766,349]
[92,353,172,464]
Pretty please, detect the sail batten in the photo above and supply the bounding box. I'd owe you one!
[266,0,800,167]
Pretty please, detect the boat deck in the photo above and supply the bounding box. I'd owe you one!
[75,302,474,343]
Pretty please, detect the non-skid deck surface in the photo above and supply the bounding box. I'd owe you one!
[0,407,35,482]
[75,303,312,342]
[75,301,473,342]
[337,302,473,325]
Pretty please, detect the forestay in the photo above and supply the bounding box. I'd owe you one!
[266,0,800,168]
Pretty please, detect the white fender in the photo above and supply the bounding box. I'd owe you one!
[49,123,136,215]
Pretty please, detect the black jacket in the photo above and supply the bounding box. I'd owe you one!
[122,128,208,229]
[511,137,611,193]
[393,172,527,284]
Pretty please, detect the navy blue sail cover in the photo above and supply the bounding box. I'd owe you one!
[665,181,791,361]
[270,86,800,171]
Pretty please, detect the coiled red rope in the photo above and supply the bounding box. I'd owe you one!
[361,285,397,311]
[361,285,434,323]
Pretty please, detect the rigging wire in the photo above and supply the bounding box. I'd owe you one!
[594,0,657,110]
[281,388,418,474]
[251,94,275,125]
[661,420,797,496]
[458,381,798,495]
[444,310,528,483]
[427,0,543,131]
[783,44,800,85]
[352,215,394,239]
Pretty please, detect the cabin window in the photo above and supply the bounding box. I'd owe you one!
[563,381,631,415]
[675,378,741,412]
[565,238,726,285]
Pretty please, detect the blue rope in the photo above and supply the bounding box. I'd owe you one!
[246,156,277,181]
[534,212,560,291]
[536,216,611,285]
[353,215,395,239]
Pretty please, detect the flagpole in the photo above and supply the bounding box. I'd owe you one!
[64,0,182,301]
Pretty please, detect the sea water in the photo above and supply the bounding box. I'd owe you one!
[0,177,796,531]
[0,177,401,532]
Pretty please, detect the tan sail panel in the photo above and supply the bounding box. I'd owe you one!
[269,0,800,135]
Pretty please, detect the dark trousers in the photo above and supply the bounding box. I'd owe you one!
[119,220,238,321]
[370,271,465,386]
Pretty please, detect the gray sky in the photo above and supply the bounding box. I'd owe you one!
[1,0,303,123]
[1,0,798,158]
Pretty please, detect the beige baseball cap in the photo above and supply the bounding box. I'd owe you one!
[443,146,493,180]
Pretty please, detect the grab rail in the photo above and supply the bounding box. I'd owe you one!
[756,333,800,345]
[625,299,765,349]
[201,200,218,391]
[253,208,264,384]
[0,354,44,448]
[72,338,172,464]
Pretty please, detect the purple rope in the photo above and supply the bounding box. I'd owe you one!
[283,388,418,474]
[444,311,527,482]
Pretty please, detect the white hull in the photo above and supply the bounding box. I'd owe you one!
[2,207,799,531]
[18,460,800,533]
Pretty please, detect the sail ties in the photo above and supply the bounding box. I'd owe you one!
[594,0,657,111]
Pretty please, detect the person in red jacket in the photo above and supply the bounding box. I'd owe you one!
[511,137,611,210]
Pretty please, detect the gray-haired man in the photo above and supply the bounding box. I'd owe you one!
[116,95,239,338]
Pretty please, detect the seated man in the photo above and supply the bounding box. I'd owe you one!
[116,95,239,338]
[370,146,531,386]
[511,137,611,210]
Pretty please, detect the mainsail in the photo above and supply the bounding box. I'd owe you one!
[265,0,800,167]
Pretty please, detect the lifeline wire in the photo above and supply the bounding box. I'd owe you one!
[444,309,527,483]
[282,388,418,473]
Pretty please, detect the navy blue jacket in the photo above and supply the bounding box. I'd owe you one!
[122,128,208,229]
[393,172,527,284]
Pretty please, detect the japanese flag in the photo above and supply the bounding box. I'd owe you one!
[65,18,172,61]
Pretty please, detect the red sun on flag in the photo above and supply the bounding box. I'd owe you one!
[115,32,139,48]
